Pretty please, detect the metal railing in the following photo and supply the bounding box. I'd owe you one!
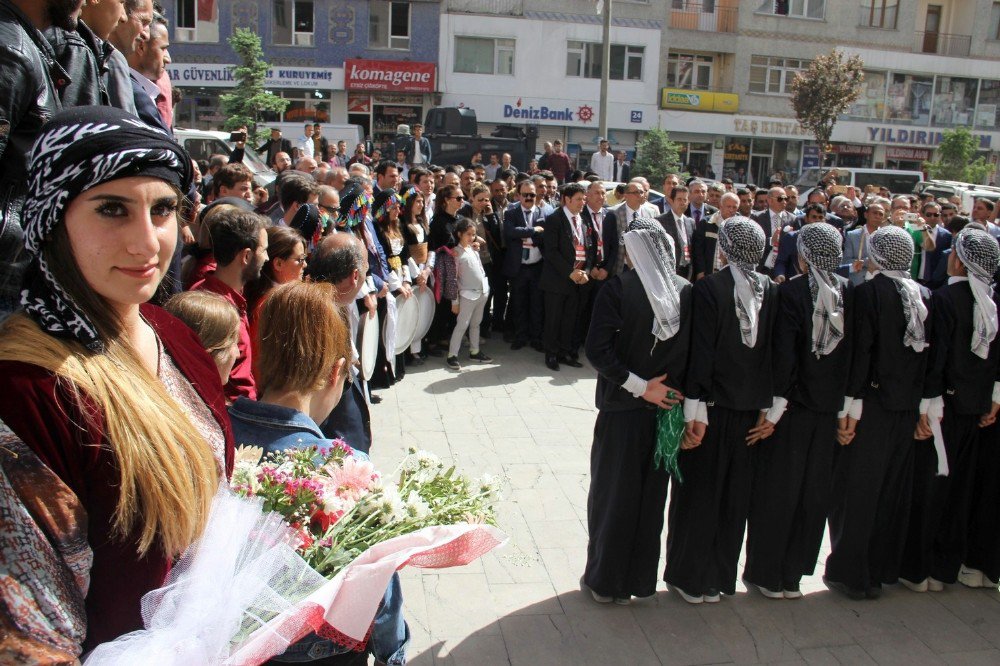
[445,0,523,15]
[669,3,738,33]
[913,31,971,57]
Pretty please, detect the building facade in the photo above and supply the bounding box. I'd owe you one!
[658,0,1000,185]
[164,0,441,148]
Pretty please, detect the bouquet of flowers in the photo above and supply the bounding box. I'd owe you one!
[230,442,501,578]
[84,445,505,666]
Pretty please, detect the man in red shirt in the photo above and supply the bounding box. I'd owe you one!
[192,208,269,400]
[548,139,573,184]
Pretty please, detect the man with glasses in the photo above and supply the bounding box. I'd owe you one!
[610,182,656,277]
[752,186,794,273]
[915,201,952,289]
[686,180,717,224]
[841,200,887,286]
[503,180,546,351]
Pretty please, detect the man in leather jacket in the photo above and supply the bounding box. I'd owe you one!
[45,0,126,107]
[0,0,73,314]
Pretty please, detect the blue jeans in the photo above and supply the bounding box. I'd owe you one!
[270,573,409,664]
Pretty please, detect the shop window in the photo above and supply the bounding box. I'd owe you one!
[369,1,410,50]
[885,72,933,126]
[748,55,806,95]
[859,0,898,29]
[842,70,887,120]
[932,76,978,127]
[672,0,717,10]
[757,0,825,19]
[454,37,515,76]
[666,53,713,90]
[976,80,1000,131]
[991,3,1000,40]
[566,42,644,81]
[175,0,219,42]
[273,1,314,46]
[280,90,331,123]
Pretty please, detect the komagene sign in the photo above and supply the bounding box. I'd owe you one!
[344,59,436,93]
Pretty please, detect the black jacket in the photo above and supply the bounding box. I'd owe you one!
[104,48,137,115]
[0,0,65,307]
[540,207,597,295]
[44,19,110,107]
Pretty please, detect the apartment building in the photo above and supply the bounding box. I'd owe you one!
[660,1,1000,184]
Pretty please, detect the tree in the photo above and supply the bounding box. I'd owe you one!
[631,128,683,186]
[219,29,288,143]
[923,126,994,184]
[790,50,864,168]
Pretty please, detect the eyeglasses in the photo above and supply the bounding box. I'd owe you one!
[625,189,643,195]
[451,196,465,201]
[924,212,940,218]
[775,196,789,201]
[293,256,308,265]
[522,193,536,199]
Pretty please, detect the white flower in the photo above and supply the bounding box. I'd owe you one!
[375,485,406,525]
[405,490,431,520]
[477,473,496,492]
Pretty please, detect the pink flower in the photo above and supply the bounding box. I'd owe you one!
[323,457,377,500]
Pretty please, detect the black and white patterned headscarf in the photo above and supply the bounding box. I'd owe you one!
[20,106,193,352]
[718,216,766,347]
[797,223,845,357]
[623,218,681,342]
[868,225,928,352]
[954,226,1000,359]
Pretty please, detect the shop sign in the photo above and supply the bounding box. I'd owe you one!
[661,89,739,113]
[831,144,874,156]
[733,117,808,137]
[866,126,991,149]
[167,63,336,89]
[347,93,371,113]
[886,146,932,161]
[344,59,435,93]
[502,98,595,124]
[724,141,749,162]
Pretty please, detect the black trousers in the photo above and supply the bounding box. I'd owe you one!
[543,286,582,356]
[370,297,393,388]
[744,404,837,592]
[900,411,980,584]
[966,419,1000,581]
[584,408,669,598]
[483,261,507,332]
[825,401,916,591]
[509,262,543,345]
[573,279,600,354]
[664,405,758,596]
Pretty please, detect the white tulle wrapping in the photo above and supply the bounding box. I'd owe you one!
[84,487,327,665]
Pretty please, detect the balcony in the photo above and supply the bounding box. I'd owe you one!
[913,31,971,57]
[445,0,522,15]
[669,2,737,33]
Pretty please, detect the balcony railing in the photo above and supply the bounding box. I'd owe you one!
[669,3,737,33]
[445,0,522,15]
[914,31,971,57]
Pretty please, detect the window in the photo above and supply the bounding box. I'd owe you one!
[273,1,314,46]
[843,70,887,120]
[932,76,978,127]
[454,37,515,75]
[748,55,805,94]
[860,0,898,28]
[672,0,716,9]
[757,0,825,19]
[566,42,644,81]
[992,2,1000,40]
[369,1,410,50]
[666,53,713,89]
[175,0,219,42]
[885,73,933,125]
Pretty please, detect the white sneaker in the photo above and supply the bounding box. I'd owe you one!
[959,566,985,588]
[783,589,803,600]
[900,577,928,593]
[755,584,785,599]
[667,583,704,604]
[704,589,721,603]
[928,578,945,592]
[580,577,613,604]
[613,597,631,605]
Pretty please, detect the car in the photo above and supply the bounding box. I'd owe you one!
[173,128,276,188]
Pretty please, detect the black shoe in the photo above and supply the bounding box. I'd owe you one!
[470,351,493,363]
[569,352,580,363]
[370,393,382,404]
[480,329,492,339]
[545,355,560,371]
[511,341,526,350]
[503,332,515,343]
[531,341,545,353]
[558,355,584,368]
[823,576,866,601]
[409,355,425,366]
[446,356,461,370]
[866,584,883,599]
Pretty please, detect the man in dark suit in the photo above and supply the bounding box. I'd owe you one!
[503,180,546,351]
[773,203,825,282]
[655,185,695,280]
[685,179,717,225]
[578,180,617,351]
[541,183,595,370]
[611,150,631,182]
[915,201,952,289]
[752,186,794,273]
[692,191,739,280]
[127,17,170,134]
[258,128,294,169]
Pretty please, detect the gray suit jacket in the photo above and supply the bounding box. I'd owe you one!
[839,227,867,286]
[105,48,138,115]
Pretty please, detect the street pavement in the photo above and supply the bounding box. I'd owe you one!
[368,344,1000,665]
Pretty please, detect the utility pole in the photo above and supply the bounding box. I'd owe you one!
[598,0,611,140]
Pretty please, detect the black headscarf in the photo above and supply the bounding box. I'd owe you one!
[20,106,193,352]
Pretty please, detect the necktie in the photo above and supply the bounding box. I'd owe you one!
[632,211,638,222]
[693,209,701,224]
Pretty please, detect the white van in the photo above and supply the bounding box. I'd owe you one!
[794,167,923,206]
[174,128,275,187]
[271,122,364,150]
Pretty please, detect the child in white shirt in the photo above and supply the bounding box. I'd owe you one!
[448,218,493,369]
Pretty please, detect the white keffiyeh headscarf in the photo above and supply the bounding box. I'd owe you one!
[718,216,767,347]
[954,226,1000,359]
[623,217,681,342]
[868,225,928,352]
[797,223,845,357]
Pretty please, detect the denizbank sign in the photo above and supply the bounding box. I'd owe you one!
[502,98,595,124]
[168,63,336,89]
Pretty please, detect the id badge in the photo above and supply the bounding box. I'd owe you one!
[522,248,530,262]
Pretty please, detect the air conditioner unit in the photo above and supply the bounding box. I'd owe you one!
[175,27,196,42]
[294,32,314,46]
